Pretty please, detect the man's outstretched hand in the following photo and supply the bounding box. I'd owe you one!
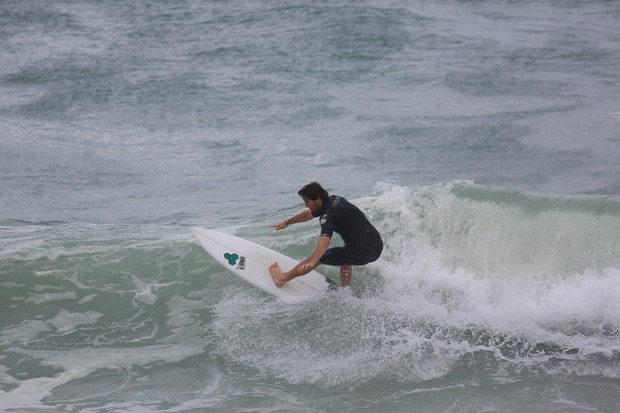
[270,222,288,230]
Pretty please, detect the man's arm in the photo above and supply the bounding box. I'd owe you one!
[270,209,314,230]
[269,235,331,287]
[298,235,331,272]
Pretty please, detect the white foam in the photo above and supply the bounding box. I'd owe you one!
[0,321,51,346]
[130,275,176,306]
[207,183,620,386]
[0,310,103,347]
[0,368,86,409]
[25,291,77,305]
[78,294,98,304]
[48,310,103,334]
[1,343,205,409]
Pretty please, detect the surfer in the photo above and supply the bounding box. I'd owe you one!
[269,182,383,288]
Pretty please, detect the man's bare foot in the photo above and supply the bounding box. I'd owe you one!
[269,263,286,288]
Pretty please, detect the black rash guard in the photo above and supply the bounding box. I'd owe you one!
[311,195,383,266]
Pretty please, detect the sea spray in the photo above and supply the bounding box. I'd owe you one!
[208,183,620,388]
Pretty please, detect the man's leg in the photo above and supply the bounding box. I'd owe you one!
[340,265,352,287]
[269,258,320,288]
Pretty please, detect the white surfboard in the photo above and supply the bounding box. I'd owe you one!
[191,227,334,303]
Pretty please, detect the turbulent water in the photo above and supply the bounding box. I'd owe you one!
[2,0,620,412]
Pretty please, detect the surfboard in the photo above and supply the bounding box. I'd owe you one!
[191,227,334,303]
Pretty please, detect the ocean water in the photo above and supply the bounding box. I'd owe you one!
[1,0,620,411]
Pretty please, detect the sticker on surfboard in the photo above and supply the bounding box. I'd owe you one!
[224,252,245,270]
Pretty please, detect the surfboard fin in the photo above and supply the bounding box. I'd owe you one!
[325,277,338,291]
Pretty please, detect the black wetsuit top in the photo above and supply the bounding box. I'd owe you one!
[312,195,383,266]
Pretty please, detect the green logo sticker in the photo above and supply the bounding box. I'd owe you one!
[224,252,239,266]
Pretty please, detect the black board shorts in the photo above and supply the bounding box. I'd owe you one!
[320,242,383,267]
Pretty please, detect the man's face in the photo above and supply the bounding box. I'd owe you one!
[302,196,322,213]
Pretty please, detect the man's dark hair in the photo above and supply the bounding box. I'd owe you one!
[298,182,329,204]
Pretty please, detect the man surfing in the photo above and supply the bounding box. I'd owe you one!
[269,182,383,288]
